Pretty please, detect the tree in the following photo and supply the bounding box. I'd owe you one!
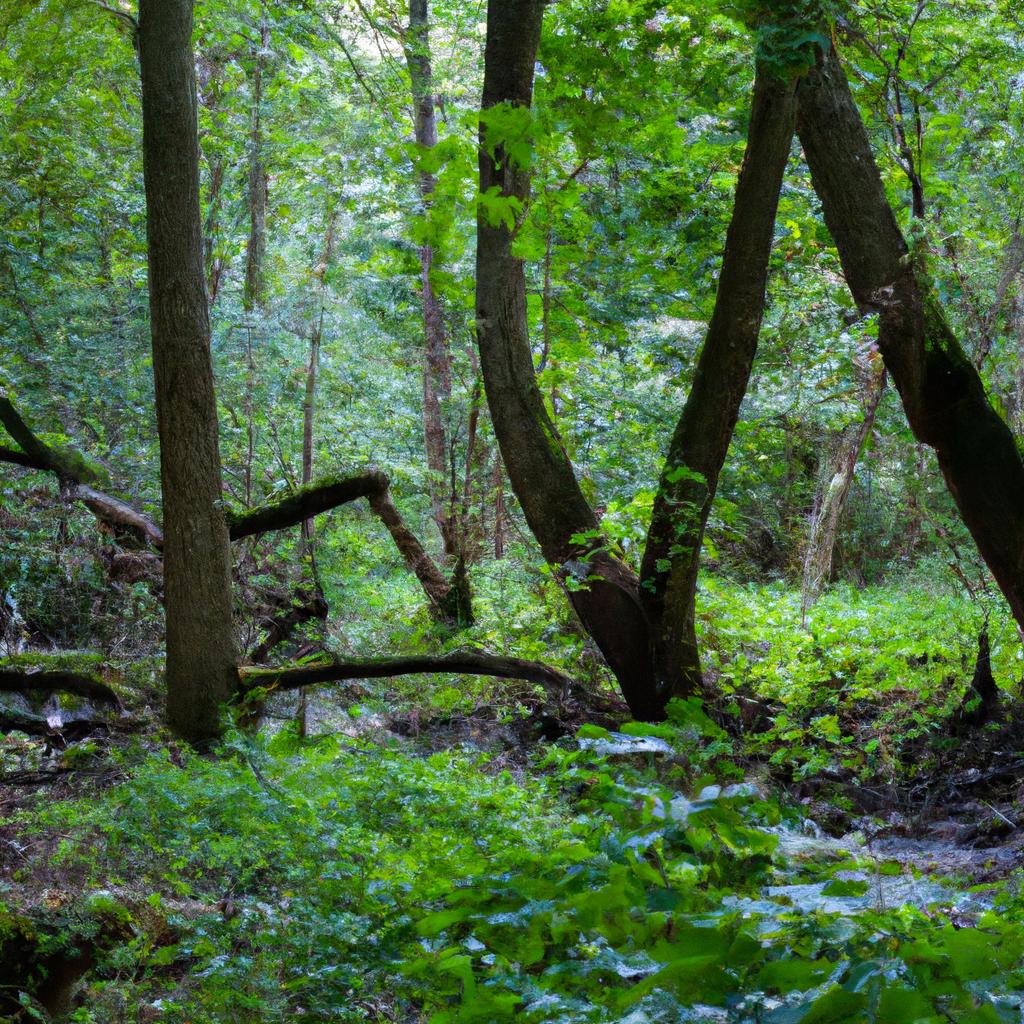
[795,41,1024,636]
[475,0,798,717]
[138,0,239,742]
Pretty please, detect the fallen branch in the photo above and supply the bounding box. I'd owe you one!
[0,668,121,706]
[239,650,572,695]
[72,484,165,549]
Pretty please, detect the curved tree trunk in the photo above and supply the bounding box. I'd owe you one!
[639,67,799,696]
[796,44,1024,634]
[139,0,239,744]
[476,0,659,717]
[475,0,798,717]
[801,357,886,617]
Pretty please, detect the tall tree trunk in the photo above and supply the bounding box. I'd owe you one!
[301,212,336,545]
[801,357,886,618]
[138,0,238,743]
[796,43,1024,633]
[476,0,796,717]
[405,0,457,559]
[638,67,799,697]
[244,2,269,312]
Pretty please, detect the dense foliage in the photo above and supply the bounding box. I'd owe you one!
[4,0,1024,1018]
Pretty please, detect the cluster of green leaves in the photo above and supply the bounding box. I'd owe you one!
[699,578,1021,780]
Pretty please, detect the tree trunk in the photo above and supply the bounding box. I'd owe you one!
[243,2,269,312]
[638,66,799,697]
[476,0,796,717]
[405,0,457,559]
[476,0,658,718]
[796,44,1024,634]
[138,0,239,744]
[801,358,886,618]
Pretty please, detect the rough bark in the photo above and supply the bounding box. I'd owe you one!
[476,0,658,718]
[639,67,799,697]
[138,0,239,743]
[240,649,572,695]
[801,357,886,615]
[796,44,1024,634]
[404,0,458,559]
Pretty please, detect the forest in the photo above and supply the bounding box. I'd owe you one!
[3,0,1024,1018]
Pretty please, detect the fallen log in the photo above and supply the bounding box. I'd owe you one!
[239,650,573,695]
[0,668,120,706]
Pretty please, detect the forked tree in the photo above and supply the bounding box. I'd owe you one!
[475,0,799,718]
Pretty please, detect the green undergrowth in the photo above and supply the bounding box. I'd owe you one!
[6,698,1024,1022]
[698,579,1022,781]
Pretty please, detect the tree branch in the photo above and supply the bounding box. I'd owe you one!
[239,650,573,695]
[0,668,121,706]
[226,470,389,540]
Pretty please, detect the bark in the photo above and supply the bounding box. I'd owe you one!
[475,0,798,718]
[404,0,457,559]
[243,3,269,311]
[801,358,886,615]
[639,66,799,697]
[796,44,1024,634]
[0,668,120,705]
[476,0,657,718]
[239,649,572,695]
[138,0,239,744]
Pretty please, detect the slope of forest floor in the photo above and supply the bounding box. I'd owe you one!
[3,581,1024,1022]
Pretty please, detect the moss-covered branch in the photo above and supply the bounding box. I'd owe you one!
[0,392,107,486]
[239,650,572,694]
[226,471,390,540]
[0,668,121,705]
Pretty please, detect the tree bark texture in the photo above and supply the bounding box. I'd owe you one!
[639,66,798,697]
[138,0,239,743]
[796,44,1024,634]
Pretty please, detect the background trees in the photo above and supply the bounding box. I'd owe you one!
[1,0,1023,725]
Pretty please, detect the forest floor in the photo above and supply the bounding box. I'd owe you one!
[3,581,1024,1022]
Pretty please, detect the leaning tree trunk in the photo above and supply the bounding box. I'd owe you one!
[638,66,799,696]
[475,0,798,717]
[796,44,1024,634]
[801,357,886,617]
[138,0,239,743]
[476,0,659,718]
